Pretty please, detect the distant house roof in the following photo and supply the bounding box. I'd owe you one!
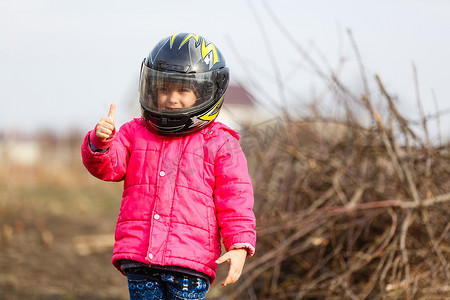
[224,85,254,106]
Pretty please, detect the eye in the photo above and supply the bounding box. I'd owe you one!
[179,88,191,93]
[158,86,169,93]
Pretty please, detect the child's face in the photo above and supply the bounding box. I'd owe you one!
[156,81,197,110]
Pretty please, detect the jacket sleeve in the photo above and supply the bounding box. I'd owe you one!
[214,135,256,256]
[81,123,132,182]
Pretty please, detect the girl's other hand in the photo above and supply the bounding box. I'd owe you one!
[215,248,247,286]
[96,103,116,140]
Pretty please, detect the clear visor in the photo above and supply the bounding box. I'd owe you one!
[139,65,217,114]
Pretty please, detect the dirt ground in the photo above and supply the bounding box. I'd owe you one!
[0,161,229,300]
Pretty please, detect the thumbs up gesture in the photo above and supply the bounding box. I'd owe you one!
[96,103,116,140]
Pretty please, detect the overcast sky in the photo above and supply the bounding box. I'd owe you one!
[1,0,449,141]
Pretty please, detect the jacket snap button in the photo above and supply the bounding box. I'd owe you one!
[154,214,160,220]
[148,253,153,259]
[159,171,165,176]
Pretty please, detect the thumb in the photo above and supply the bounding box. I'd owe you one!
[108,103,116,119]
[215,253,230,265]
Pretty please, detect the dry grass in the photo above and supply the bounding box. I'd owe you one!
[0,141,128,299]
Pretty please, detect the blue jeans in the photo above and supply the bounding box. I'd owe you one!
[125,268,210,300]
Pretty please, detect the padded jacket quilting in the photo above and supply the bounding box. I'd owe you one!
[81,118,256,281]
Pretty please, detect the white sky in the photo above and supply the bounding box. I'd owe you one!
[1,0,449,141]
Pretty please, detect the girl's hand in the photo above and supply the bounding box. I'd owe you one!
[215,248,248,286]
[96,103,116,140]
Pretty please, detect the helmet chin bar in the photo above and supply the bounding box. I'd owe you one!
[141,106,210,137]
[145,119,185,133]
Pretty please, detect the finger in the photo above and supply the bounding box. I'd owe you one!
[99,118,115,129]
[96,122,114,140]
[98,127,113,136]
[220,257,240,286]
[108,103,116,119]
[96,130,111,140]
[222,273,234,286]
[215,253,230,265]
[222,267,240,286]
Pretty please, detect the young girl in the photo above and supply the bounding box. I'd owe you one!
[81,33,256,299]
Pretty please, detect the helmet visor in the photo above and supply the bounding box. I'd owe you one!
[139,65,218,115]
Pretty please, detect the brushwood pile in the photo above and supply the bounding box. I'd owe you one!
[231,86,450,299]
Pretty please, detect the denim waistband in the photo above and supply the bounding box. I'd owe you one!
[119,260,211,284]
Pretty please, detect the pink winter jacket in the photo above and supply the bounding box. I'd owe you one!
[81,118,256,282]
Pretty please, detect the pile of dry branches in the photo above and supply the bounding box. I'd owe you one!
[233,73,450,299]
[221,4,450,297]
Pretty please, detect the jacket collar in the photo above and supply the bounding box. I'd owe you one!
[201,122,240,140]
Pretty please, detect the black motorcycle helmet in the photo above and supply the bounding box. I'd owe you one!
[139,33,230,136]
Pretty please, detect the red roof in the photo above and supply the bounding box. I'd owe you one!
[224,85,254,106]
